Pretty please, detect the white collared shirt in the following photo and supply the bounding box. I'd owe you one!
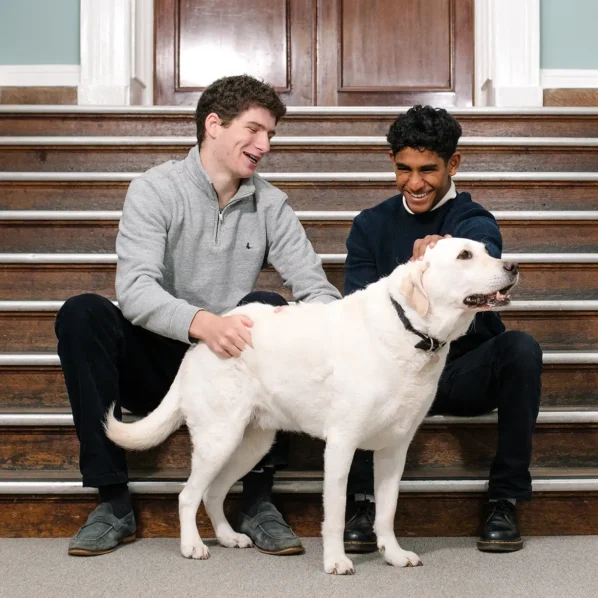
[402,180,457,215]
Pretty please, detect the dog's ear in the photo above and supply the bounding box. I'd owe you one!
[400,261,430,317]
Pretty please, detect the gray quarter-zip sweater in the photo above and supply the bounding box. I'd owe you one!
[116,145,341,343]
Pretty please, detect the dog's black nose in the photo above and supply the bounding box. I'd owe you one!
[503,262,519,274]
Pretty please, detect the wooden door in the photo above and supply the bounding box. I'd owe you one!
[154,0,473,106]
[155,0,315,105]
[316,0,473,107]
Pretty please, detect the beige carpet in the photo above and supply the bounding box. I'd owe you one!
[2,537,597,598]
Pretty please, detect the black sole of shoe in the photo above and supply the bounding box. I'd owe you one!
[344,542,378,554]
[477,539,523,552]
[68,533,137,556]
[256,545,305,556]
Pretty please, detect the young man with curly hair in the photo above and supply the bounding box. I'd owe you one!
[56,75,341,557]
[342,105,542,553]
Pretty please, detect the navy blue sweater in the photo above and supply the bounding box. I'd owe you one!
[344,191,506,360]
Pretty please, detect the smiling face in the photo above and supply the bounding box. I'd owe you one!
[390,147,461,214]
[205,106,276,179]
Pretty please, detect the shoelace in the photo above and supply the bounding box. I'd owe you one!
[487,500,515,524]
[352,501,375,523]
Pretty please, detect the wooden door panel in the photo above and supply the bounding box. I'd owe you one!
[340,0,451,89]
[155,0,315,105]
[178,0,289,89]
[316,0,473,106]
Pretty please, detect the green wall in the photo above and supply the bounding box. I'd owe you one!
[0,0,80,65]
[540,0,598,69]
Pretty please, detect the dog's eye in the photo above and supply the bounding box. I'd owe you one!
[457,250,473,260]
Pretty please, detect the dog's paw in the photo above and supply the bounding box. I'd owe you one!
[379,545,422,568]
[217,532,253,549]
[181,541,210,560]
[324,555,355,575]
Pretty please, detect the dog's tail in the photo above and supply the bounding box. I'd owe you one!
[104,371,183,451]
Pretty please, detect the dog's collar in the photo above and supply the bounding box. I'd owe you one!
[389,296,446,353]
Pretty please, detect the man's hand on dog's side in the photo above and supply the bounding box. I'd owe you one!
[189,311,253,358]
[411,234,452,261]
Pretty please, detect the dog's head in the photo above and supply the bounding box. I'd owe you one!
[395,238,518,317]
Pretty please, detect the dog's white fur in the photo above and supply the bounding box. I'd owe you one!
[105,238,517,574]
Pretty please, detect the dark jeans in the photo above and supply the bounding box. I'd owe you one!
[55,291,289,488]
[348,331,542,501]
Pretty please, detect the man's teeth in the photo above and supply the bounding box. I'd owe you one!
[409,191,429,199]
[245,152,258,164]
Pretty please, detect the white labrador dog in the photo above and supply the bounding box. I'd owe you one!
[105,238,518,574]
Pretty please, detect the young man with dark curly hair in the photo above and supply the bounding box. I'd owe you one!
[342,105,542,554]
[55,75,341,557]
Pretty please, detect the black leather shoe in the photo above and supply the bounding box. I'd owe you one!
[477,500,523,552]
[344,499,377,553]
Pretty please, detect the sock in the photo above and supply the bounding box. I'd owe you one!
[354,493,375,503]
[99,483,132,518]
[490,498,516,505]
[242,467,275,517]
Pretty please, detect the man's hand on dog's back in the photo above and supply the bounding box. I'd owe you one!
[189,311,253,358]
[411,234,452,261]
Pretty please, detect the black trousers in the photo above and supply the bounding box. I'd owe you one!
[348,331,542,501]
[55,291,289,488]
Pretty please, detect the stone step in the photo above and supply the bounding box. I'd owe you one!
[2,172,598,212]
[1,353,594,410]
[2,409,597,472]
[0,255,597,300]
[2,137,598,172]
[1,301,597,352]
[2,467,598,537]
[2,106,598,137]
[2,210,598,254]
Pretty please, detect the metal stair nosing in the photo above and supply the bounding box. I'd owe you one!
[3,171,598,183]
[2,477,598,496]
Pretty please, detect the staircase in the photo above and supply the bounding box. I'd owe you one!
[1,106,598,539]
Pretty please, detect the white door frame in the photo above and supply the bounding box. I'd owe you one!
[78,0,153,105]
[474,0,542,107]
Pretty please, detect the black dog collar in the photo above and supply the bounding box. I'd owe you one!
[390,296,446,352]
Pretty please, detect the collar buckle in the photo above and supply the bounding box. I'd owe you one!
[390,296,446,353]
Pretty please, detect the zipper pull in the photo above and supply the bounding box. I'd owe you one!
[219,210,223,223]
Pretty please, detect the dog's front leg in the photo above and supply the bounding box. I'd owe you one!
[322,436,356,575]
[374,443,422,567]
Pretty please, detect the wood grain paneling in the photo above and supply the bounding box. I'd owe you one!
[0,87,77,105]
[5,112,598,137]
[0,367,67,409]
[3,219,598,254]
[544,89,598,107]
[3,425,598,472]
[155,0,315,105]
[340,0,451,90]
[1,263,597,301]
[3,492,598,537]
[2,180,598,212]
[2,310,598,353]
[154,0,473,106]
[4,144,598,173]
[2,364,595,410]
[178,0,290,89]
[316,0,473,106]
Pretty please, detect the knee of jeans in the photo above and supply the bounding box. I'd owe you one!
[55,293,116,339]
[238,291,288,307]
[500,330,543,373]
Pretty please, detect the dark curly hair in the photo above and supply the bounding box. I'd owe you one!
[386,105,462,162]
[195,75,287,145]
